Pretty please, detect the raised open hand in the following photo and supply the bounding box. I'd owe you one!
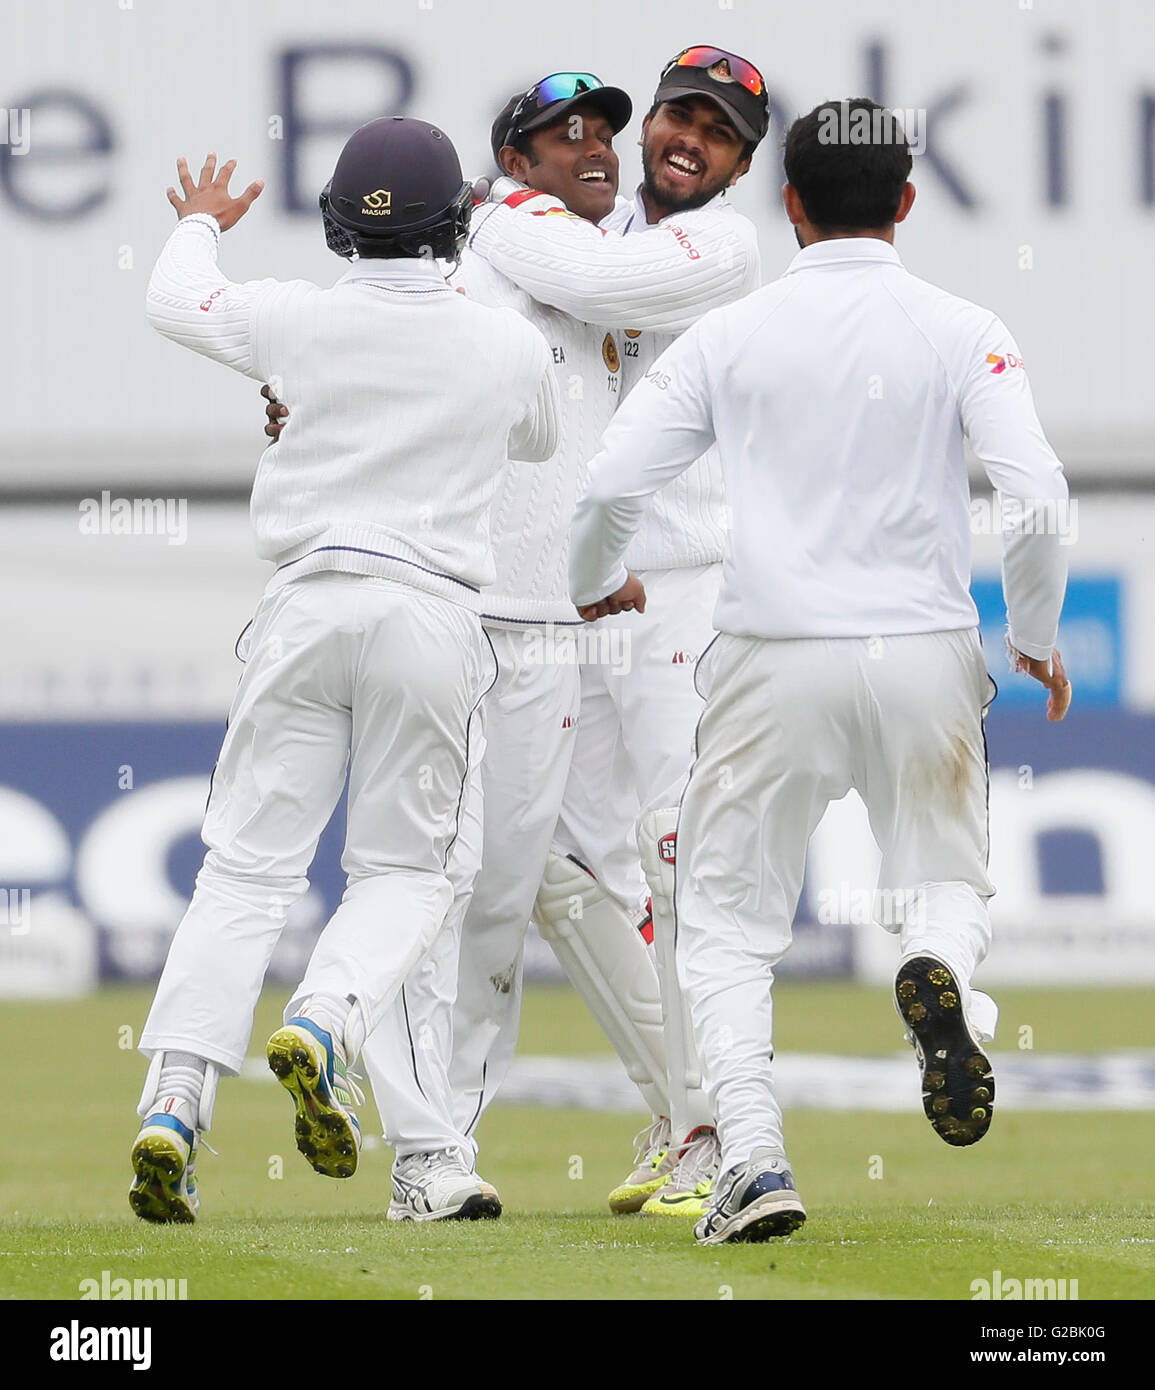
[167,154,264,232]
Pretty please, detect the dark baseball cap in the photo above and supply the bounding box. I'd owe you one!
[491,73,632,165]
[653,46,769,145]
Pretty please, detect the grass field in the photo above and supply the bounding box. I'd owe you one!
[2,982,1153,1301]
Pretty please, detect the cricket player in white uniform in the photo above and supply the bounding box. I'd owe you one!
[261,79,645,1220]
[466,47,770,1216]
[128,120,559,1223]
[355,77,635,1221]
[570,99,1072,1244]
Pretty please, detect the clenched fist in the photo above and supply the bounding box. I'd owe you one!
[577,573,647,622]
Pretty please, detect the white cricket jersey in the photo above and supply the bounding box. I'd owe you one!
[571,237,1069,659]
[470,187,762,572]
[454,203,621,627]
[146,214,559,610]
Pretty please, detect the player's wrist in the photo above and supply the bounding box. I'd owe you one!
[178,211,222,239]
[1005,631,1054,668]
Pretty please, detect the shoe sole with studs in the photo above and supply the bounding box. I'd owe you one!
[267,1026,359,1179]
[129,1131,197,1224]
[896,955,994,1147]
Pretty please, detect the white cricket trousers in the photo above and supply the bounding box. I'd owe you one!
[677,628,996,1171]
[140,572,493,1076]
[361,625,579,1154]
[552,563,722,1142]
[555,563,722,909]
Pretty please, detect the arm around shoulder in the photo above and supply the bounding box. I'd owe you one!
[471,196,759,331]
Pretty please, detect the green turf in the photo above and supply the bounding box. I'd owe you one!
[1,985,1152,1300]
[518,979,1155,1056]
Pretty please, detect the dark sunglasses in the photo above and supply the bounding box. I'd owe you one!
[662,46,765,98]
[506,72,606,142]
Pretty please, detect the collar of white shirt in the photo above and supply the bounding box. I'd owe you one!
[617,185,729,234]
[336,257,451,291]
[784,237,902,274]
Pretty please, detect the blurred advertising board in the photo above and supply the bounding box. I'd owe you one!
[2,0,1153,489]
[2,705,1153,993]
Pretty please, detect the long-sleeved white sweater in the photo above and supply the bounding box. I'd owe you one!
[145,214,559,609]
[571,238,1069,656]
[470,186,761,573]
[454,203,621,627]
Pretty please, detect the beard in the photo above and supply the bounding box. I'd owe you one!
[641,154,730,215]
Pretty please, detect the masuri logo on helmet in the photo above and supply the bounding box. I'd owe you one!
[320,117,472,261]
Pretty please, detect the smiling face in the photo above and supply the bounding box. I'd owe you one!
[641,95,752,216]
[500,99,620,223]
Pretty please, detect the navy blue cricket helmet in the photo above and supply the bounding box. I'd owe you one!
[320,116,473,261]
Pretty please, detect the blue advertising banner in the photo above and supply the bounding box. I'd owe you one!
[0,722,346,988]
[2,706,1152,989]
[972,575,1123,708]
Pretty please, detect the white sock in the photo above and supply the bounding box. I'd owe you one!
[296,994,353,1055]
[138,1053,219,1131]
[156,1052,206,1110]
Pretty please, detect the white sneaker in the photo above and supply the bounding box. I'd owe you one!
[641,1125,721,1218]
[694,1149,806,1246]
[387,1148,503,1222]
[607,1116,676,1214]
[476,1176,502,1203]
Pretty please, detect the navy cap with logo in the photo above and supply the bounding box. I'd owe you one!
[653,46,769,145]
[491,73,633,166]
